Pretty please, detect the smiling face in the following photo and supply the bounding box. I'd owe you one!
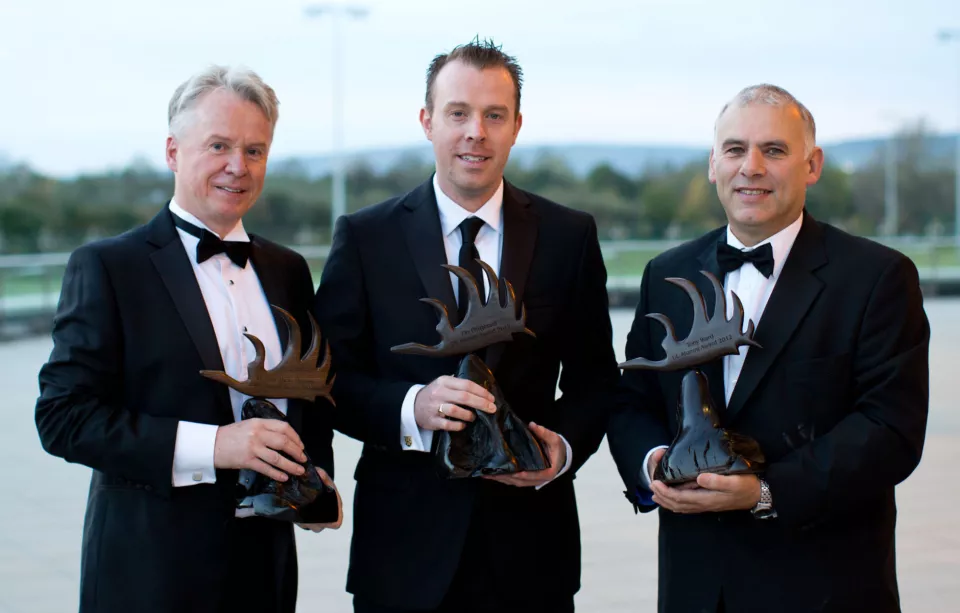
[165,88,273,236]
[419,59,522,212]
[709,102,823,246]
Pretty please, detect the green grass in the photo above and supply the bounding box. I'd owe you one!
[0,272,64,298]
[603,249,665,277]
[898,246,960,268]
[3,245,958,301]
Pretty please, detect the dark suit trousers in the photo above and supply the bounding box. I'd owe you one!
[219,517,298,613]
[353,499,575,613]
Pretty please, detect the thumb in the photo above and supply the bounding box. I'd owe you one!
[648,448,666,482]
[528,422,556,443]
[315,467,334,487]
[696,473,724,490]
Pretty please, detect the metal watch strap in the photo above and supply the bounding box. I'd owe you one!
[751,478,777,519]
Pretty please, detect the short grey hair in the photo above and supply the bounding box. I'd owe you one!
[715,84,816,157]
[168,65,279,137]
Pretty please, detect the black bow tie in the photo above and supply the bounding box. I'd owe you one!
[716,241,774,278]
[172,213,251,268]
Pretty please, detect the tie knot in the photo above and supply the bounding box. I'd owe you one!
[716,241,775,278]
[458,217,485,246]
[172,212,250,268]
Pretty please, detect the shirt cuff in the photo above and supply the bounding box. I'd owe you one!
[400,384,433,452]
[535,433,574,490]
[639,445,669,491]
[172,421,218,487]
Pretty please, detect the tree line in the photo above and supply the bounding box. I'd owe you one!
[0,123,955,254]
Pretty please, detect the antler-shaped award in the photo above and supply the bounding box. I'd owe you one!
[392,260,535,357]
[200,305,338,523]
[202,308,335,403]
[392,260,550,478]
[620,271,765,484]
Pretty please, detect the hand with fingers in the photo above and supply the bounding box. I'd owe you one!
[213,418,307,482]
[651,472,760,514]
[647,447,700,493]
[296,467,344,533]
[485,422,567,488]
[414,375,497,432]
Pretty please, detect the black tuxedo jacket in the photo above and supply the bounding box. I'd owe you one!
[35,208,333,612]
[609,213,930,613]
[313,178,619,609]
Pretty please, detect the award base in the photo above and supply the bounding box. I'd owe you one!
[236,399,339,524]
[654,369,765,485]
[433,354,550,479]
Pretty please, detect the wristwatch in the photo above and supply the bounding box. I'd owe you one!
[751,478,777,519]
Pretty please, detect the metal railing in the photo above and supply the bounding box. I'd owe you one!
[2,238,958,340]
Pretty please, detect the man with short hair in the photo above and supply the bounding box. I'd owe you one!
[36,65,341,613]
[608,84,930,613]
[314,39,619,612]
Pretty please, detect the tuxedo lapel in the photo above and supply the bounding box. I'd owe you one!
[249,240,290,351]
[486,182,537,372]
[249,239,309,432]
[402,180,458,320]
[695,232,728,412]
[396,179,462,374]
[147,208,232,419]
[726,214,828,419]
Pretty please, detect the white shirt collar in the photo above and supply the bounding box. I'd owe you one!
[168,198,249,242]
[726,212,804,279]
[432,173,503,239]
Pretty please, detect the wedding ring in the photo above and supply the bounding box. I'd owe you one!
[438,403,446,416]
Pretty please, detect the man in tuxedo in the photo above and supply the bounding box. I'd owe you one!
[35,66,342,613]
[608,84,930,612]
[314,39,619,612]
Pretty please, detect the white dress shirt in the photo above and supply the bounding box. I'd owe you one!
[639,213,804,490]
[169,199,287,487]
[398,175,572,485]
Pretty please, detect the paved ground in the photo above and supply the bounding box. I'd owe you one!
[1,301,958,612]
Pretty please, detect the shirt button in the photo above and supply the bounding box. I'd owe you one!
[243,326,248,332]
[228,280,235,286]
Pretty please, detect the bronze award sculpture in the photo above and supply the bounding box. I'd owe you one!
[200,306,339,523]
[620,271,766,484]
[391,260,550,478]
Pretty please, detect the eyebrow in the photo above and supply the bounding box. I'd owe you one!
[760,139,790,150]
[443,101,511,114]
[720,138,790,150]
[206,135,268,148]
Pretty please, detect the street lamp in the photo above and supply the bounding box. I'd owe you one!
[939,28,960,245]
[304,3,369,236]
[879,112,901,237]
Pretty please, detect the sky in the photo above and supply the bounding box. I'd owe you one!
[1,0,958,176]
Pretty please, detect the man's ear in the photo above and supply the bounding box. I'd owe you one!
[165,135,178,173]
[806,146,825,186]
[419,107,433,141]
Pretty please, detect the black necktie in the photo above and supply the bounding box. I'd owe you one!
[457,217,486,323]
[172,214,251,268]
[716,241,774,278]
